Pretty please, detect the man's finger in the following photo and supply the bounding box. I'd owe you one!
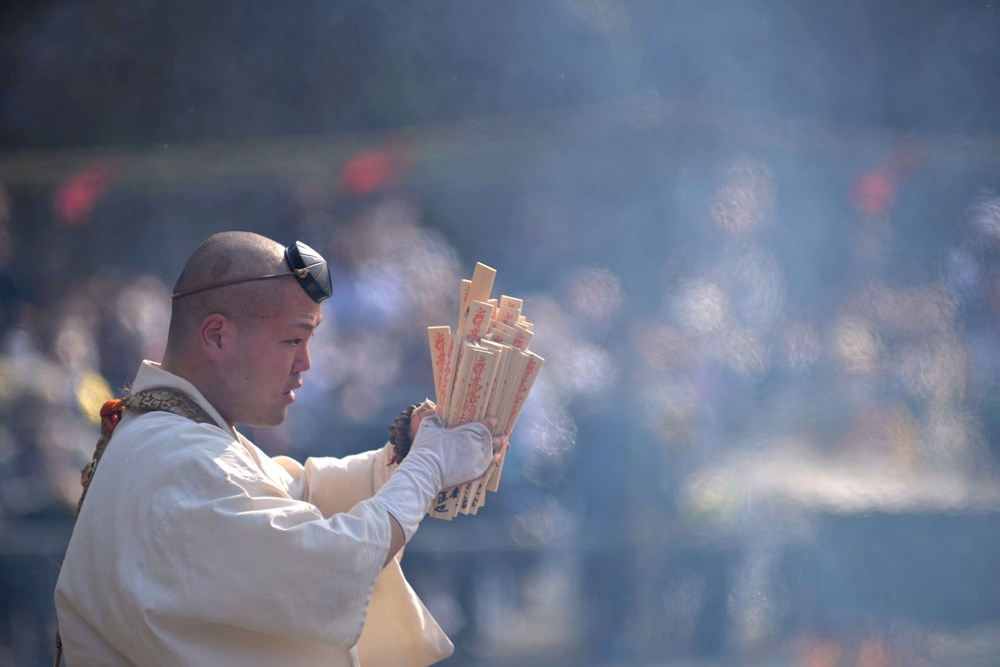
[409,407,438,438]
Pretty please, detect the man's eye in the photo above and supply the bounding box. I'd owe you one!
[288,339,303,347]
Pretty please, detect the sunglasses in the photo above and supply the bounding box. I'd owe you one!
[171,241,332,303]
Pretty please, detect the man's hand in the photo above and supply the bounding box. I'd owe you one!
[407,405,435,439]
[410,408,507,469]
[377,413,497,549]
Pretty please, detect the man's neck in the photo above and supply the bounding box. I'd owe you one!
[157,357,235,429]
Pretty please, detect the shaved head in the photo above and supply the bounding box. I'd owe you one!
[174,231,286,294]
[167,232,290,347]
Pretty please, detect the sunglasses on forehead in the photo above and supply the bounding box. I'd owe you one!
[171,241,333,303]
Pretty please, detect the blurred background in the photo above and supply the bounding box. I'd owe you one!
[1,1,1000,665]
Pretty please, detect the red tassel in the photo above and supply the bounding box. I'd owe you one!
[99,399,124,436]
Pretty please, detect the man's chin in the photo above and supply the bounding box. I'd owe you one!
[242,408,289,429]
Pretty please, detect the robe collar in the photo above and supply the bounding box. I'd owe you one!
[131,360,235,437]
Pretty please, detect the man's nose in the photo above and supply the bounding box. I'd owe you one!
[294,342,312,373]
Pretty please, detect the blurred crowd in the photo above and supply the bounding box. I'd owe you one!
[1,139,999,665]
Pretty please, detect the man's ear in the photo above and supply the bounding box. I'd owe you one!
[199,313,231,362]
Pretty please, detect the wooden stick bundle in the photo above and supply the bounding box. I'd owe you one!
[426,262,544,520]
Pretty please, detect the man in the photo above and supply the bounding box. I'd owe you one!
[55,231,502,666]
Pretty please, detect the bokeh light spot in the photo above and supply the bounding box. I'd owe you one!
[710,156,776,236]
[831,316,880,375]
[633,324,689,371]
[971,189,1000,239]
[675,278,727,334]
[74,370,113,424]
[566,267,623,321]
[783,321,821,372]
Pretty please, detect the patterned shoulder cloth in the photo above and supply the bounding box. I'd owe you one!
[75,388,215,517]
[54,387,216,667]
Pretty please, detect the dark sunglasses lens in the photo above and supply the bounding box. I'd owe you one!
[286,241,332,303]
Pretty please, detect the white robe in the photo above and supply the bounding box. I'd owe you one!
[55,360,453,666]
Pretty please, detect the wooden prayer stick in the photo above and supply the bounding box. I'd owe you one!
[489,321,533,351]
[442,300,495,426]
[496,295,522,327]
[493,350,530,433]
[457,263,495,336]
[441,342,498,516]
[499,294,523,312]
[444,341,474,427]
[488,351,544,492]
[458,279,471,328]
[452,345,500,515]
[427,326,451,407]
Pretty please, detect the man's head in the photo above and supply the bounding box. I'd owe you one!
[162,231,327,427]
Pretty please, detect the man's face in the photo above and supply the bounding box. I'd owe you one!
[224,279,323,427]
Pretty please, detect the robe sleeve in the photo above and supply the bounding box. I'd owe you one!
[149,434,392,650]
[273,443,398,517]
[270,444,454,666]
